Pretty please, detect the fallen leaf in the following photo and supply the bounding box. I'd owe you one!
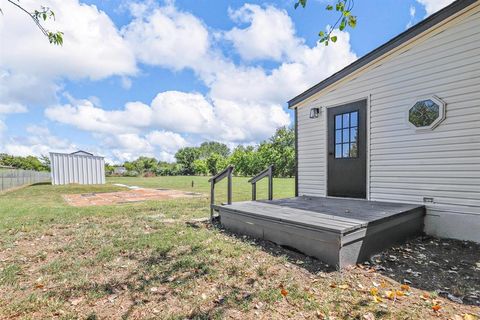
[338,284,350,290]
[385,290,395,300]
[432,305,441,312]
[373,296,383,303]
[464,315,477,320]
[370,287,379,296]
[400,284,410,291]
[329,283,337,288]
[281,288,288,297]
[395,290,405,297]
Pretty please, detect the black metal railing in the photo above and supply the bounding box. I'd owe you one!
[208,165,234,222]
[248,165,273,201]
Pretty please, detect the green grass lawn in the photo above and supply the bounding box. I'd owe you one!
[0,177,477,319]
[107,175,295,203]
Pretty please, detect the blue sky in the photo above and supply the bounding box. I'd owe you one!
[0,0,453,163]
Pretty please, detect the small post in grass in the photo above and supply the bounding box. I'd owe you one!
[208,165,234,223]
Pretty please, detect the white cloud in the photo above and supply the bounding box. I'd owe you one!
[0,0,137,113]
[3,2,358,162]
[146,130,189,153]
[122,2,209,71]
[406,5,417,29]
[416,0,455,16]
[119,3,355,143]
[45,99,152,134]
[224,4,302,61]
[150,91,215,134]
[0,103,27,114]
[0,0,136,80]
[1,125,76,157]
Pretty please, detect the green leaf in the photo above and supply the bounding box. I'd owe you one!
[326,5,333,10]
[348,15,357,28]
[331,35,338,43]
[339,18,346,31]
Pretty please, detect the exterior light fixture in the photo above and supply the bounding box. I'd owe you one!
[309,107,320,119]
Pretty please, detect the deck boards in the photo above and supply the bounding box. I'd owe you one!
[222,201,366,233]
[260,196,422,224]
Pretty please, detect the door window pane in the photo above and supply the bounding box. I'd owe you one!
[342,113,350,128]
[335,115,342,129]
[342,129,349,143]
[335,144,342,158]
[350,111,358,127]
[350,142,358,157]
[342,143,350,157]
[335,130,342,143]
[350,127,357,143]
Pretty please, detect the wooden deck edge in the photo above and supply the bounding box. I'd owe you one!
[218,206,350,234]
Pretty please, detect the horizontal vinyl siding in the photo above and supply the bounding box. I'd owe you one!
[296,5,480,219]
[297,101,325,196]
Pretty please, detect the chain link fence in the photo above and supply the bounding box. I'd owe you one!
[0,166,51,192]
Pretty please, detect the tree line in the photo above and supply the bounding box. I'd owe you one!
[113,126,295,178]
[0,154,50,171]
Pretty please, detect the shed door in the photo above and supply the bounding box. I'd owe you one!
[327,100,367,198]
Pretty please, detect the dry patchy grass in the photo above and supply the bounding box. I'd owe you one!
[0,179,478,319]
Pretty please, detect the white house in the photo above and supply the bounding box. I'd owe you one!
[290,0,480,242]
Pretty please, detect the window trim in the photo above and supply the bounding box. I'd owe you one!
[406,95,446,131]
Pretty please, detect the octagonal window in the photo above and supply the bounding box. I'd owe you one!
[407,96,446,130]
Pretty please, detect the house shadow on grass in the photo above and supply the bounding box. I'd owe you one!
[207,221,480,307]
[371,235,480,306]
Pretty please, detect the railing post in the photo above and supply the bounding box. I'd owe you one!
[227,170,232,205]
[252,182,256,201]
[209,165,234,223]
[210,179,215,222]
[268,166,273,201]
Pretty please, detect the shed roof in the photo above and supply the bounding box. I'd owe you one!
[288,0,477,108]
[71,150,94,156]
[50,151,103,158]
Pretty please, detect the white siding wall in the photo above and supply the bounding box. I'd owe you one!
[296,5,480,242]
[50,153,105,185]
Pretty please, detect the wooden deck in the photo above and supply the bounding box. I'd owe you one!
[214,196,425,269]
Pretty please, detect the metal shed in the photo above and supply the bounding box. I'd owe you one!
[50,151,105,185]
